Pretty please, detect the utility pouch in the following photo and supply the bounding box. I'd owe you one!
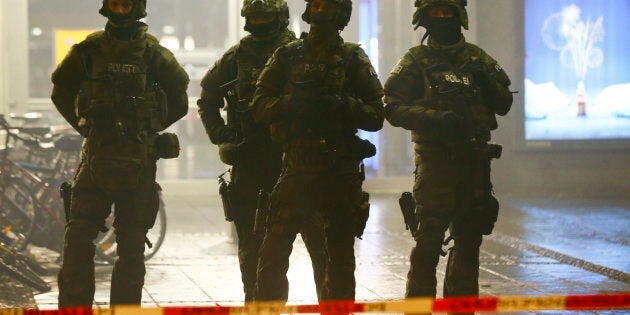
[399,191,419,237]
[485,143,503,160]
[60,181,73,223]
[253,189,270,235]
[218,171,234,222]
[353,191,370,239]
[156,133,180,159]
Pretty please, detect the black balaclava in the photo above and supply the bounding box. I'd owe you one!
[108,11,136,28]
[425,15,462,45]
[247,17,283,38]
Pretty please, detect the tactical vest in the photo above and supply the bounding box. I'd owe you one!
[271,39,359,144]
[75,31,167,140]
[74,31,170,182]
[227,31,296,136]
[408,44,497,143]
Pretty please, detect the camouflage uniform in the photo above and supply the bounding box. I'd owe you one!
[51,0,189,306]
[384,0,513,310]
[251,0,384,301]
[197,0,326,302]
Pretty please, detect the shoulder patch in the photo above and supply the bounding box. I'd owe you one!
[494,64,504,73]
[390,59,405,75]
[367,66,377,77]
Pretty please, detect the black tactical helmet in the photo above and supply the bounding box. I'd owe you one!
[99,0,147,20]
[412,0,468,30]
[241,0,290,30]
[302,0,353,30]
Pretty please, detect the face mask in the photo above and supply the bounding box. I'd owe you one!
[426,16,462,45]
[248,19,281,37]
[108,12,136,27]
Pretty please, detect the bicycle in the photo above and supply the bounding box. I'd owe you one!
[0,232,51,293]
[0,114,78,253]
[0,118,42,252]
[0,113,167,264]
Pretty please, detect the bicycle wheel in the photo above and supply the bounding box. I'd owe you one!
[0,179,37,251]
[0,244,51,293]
[29,180,66,253]
[94,196,167,264]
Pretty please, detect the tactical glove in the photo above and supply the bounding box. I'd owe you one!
[218,142,240,165]
[316,94,348,116]
[218,127,241,144]
[434,110,464,141]
[284,94,314,120]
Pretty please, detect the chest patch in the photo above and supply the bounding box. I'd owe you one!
[106,63,138,74]
[304,63,326,74]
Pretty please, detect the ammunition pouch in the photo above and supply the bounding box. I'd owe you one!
[76,80,166,139]
[478,195,499,235]
[253,190,271,235]
[218,171,234,222]
[353,191,370,239]
[155,133,180,159]
[60,181,73,223]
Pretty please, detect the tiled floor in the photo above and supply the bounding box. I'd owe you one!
[2,183,629,314]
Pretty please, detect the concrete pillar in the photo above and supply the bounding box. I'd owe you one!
[5,0,29,114]
[467,0,478,44]
[226,1,246,49]
[0,0,7,115]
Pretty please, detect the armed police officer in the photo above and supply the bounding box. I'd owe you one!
[197,0,327,302]
[383,0,513,312]
[251,0,384,302]
[51,0,189,307]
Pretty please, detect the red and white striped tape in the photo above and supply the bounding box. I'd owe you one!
[2,293,628,314]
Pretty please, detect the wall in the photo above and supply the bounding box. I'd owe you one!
[0,0,7,114]
[475,0,630,198]
[4,0,29,114]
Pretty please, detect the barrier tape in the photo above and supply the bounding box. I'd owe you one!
[1,293,628,314]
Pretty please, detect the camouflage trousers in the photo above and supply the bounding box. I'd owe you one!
[228,158,286,302]
[58,160,160,307]
[254,162,363,302]
[406,145,491,315]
